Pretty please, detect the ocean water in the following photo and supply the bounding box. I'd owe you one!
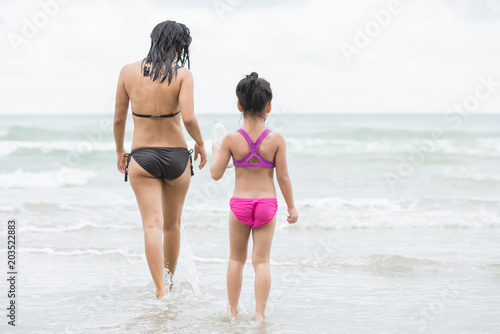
[0,113,499,333]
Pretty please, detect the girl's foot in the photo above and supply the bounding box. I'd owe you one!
[252,312,265,322]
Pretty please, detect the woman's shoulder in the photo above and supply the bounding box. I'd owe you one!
[125,60,143,69]
[119,60,142,76]
[175,66,192,79]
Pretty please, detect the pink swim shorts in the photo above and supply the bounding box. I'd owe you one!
[229,197,278,229]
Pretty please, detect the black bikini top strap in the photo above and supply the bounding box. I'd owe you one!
[159,110,181,118]
[132,110,181,118]
[131,112,152,118]
[124,153,132,182]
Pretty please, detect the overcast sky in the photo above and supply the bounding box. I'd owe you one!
[1,0,499,115]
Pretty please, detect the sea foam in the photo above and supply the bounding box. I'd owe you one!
[0,168,96,188]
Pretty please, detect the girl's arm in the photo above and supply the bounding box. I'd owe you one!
[113,65,130,174]
[210,135,233,180]
[274,133,298,224]
[179,70,207,170]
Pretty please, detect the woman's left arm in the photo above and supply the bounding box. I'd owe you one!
[113,65,130,174]
[210,135,232,180]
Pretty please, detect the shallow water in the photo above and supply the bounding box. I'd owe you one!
[1,113,499,333]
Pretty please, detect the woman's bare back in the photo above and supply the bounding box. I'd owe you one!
[120,60,189,150]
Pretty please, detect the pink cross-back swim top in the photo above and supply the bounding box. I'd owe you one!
[232,128,275,168]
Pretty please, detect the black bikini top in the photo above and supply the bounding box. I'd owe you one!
[132,110,181,118]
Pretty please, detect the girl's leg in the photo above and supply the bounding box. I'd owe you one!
[161,159,192,288]
[227,211,251,318]
[251,217,276,321]
[129,158,166,300]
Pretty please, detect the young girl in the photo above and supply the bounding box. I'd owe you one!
[210,72,298,321]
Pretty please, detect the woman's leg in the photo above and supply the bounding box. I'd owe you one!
[227,211,251,318]
[161,158,191,286]
[251,217,276,321]
[128,158,166,299]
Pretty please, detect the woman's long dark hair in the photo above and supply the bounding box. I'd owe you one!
[236,72,273,120]
[141,20,191,85]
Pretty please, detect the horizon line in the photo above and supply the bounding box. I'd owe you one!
[1,112,500,116]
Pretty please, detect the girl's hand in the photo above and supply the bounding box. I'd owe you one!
[195,142,207,170]
[287,207,298,224]
[117,150,128,174]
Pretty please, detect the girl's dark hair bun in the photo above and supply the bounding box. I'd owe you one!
[236,72,272,119]
[247,72,259,79]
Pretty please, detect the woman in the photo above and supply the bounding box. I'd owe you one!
[113,20,207,300]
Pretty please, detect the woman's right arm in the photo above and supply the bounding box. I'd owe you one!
[113,65,130,174]
[179,69,207,170]
[275,133,298,224]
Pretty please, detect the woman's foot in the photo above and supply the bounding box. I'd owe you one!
[252,311,265,322]
[156,284,168,300]
[230,306,238,319]
[156,288,167,300]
